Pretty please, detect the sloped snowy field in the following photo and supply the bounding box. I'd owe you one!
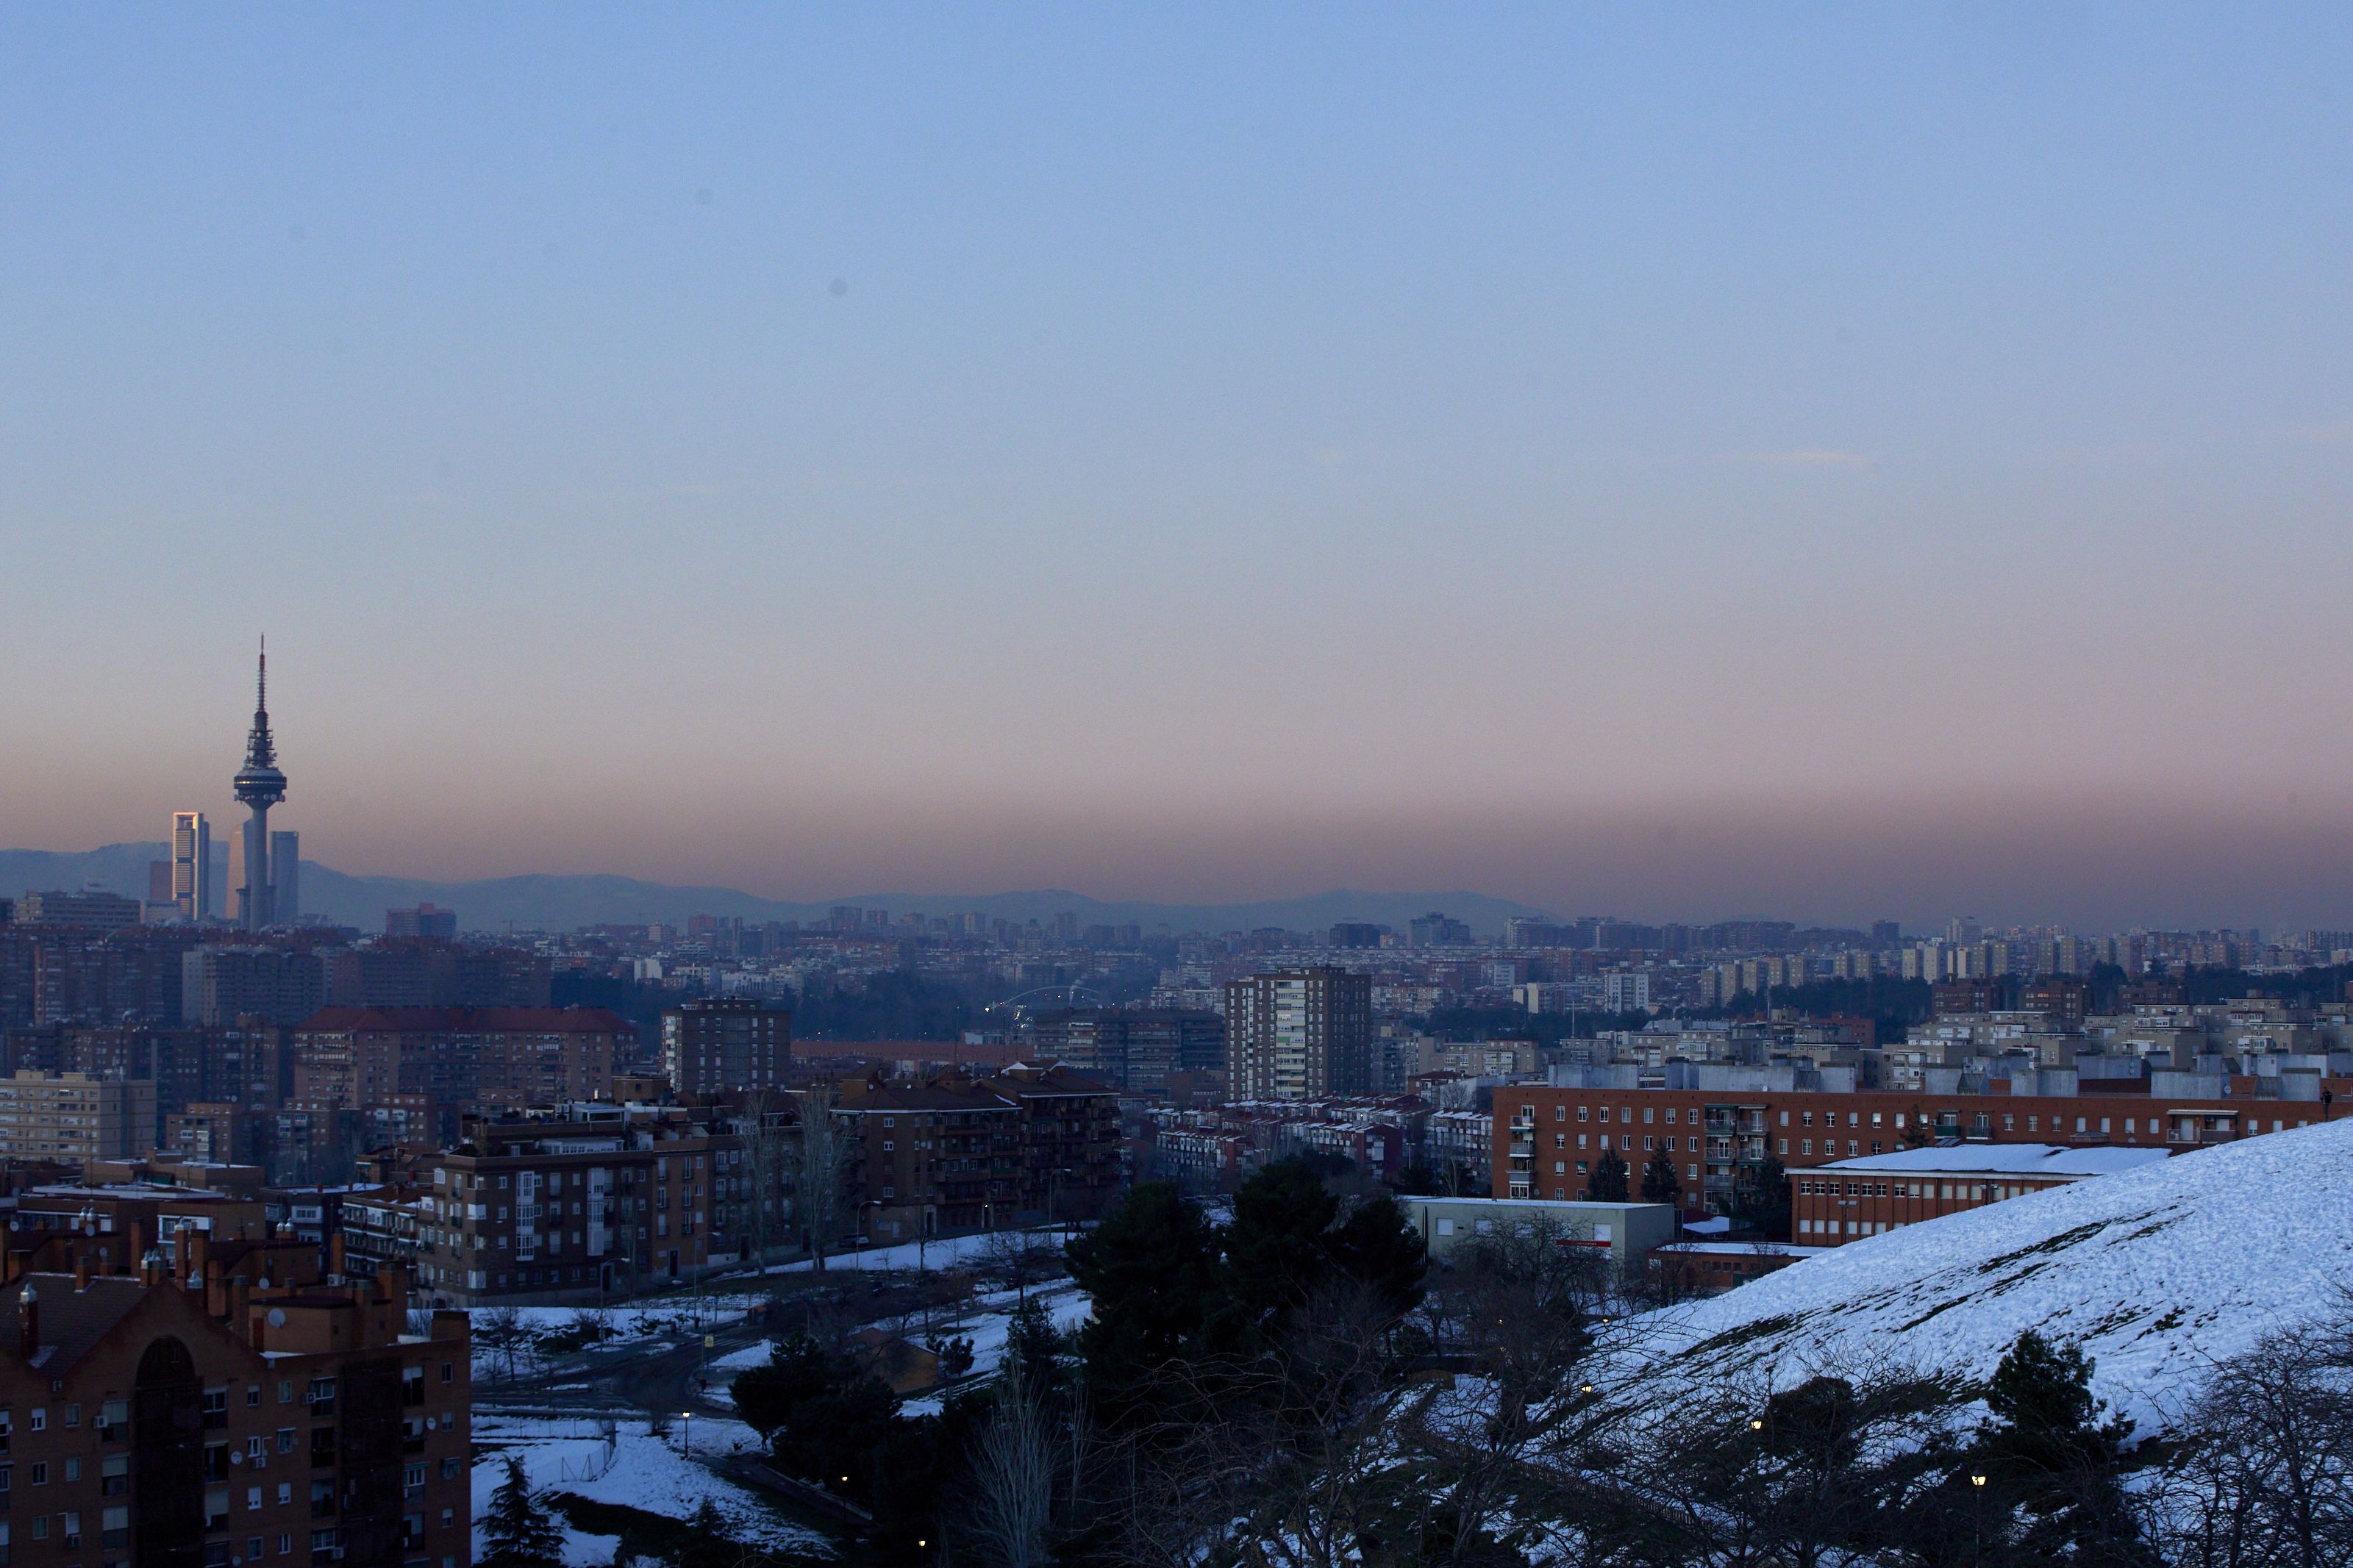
[473,1414,832,1560]
[1620,1116,2353,1433]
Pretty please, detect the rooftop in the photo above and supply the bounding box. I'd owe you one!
[1809,1144,2172,1177]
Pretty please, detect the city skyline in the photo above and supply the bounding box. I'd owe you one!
[8,9,2353,928]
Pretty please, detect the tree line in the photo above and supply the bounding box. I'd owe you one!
[512,1156,2353,1566]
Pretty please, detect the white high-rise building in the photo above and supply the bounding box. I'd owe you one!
[171,810,211,922]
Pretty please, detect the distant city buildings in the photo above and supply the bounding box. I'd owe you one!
[386,902,458,938]
[171,808,213,920]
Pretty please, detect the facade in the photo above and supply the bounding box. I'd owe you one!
[399,1103,753,1305]
[1790,1143,2169,1245]
[14,892,143,931]
[171,812,213,923]
[288,1007,627,1136]
[382,908,457,940]
[1396,1195,1678,1267]
[838,1078,1023,1242]
[659,998,791,1097]
[1495,1070,2352,1209]
[980,1063,1122,1222]
[1648,1239,1824,1295]
[0,1073,158,1162]
[1225,967,1374,1100]
[269,831,300,926]
[0,1259,471,1568]
[1029,1009,1223,1095]
[182,948,326,1028]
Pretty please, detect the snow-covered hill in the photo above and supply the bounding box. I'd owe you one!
[1624,1116,2353,1433]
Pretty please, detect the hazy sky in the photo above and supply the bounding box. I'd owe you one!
[6,7,2353,929]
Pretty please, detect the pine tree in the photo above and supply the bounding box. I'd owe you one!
[477,1456,565,1568]
[1973,1330,2150,1565]
[1639,1147,1682,1206]
[1590,1150,1630,1202]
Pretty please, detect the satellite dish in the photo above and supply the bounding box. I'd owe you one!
[266,1309,287,1328]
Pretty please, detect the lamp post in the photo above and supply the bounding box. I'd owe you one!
[1970,1472,1988,1565]
[678,1410,694,1459]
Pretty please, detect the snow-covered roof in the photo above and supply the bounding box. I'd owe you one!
[1621,1117,2353,1439]
[1810,1143,2171,1177]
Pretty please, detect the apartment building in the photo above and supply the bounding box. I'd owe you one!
[1225,967,1374,1100]
[838,1078,1024,1243]
[0,1256,470,1568]
[659,998,791,1096]
[0,1072,158,1163]
[289,1006,627,1138]
[400,1102,753,1304]
[1027,1009,1224,1095]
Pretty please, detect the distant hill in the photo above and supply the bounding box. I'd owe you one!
[0,843,1547,937]
[1626,1117,2353,1436]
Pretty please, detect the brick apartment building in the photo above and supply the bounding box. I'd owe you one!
[1026,1009,1224,1096]
[0,1250,470,1568]
[659,998,790,1096]
[832,1064,1123,1245]
[1495,1066,2352,1208]
[286,1006,629,1152]
[373,1102,753,1305]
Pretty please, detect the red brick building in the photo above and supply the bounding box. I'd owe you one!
[1789,1143,2170,1245]
[0,1253,469,1568]
[1494,1075,2349,1209]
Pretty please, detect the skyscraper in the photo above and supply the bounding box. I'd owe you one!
[170,809,211,922]
[232,640,288,931]
[270,829,301,924]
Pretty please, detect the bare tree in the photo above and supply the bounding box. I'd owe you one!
[793,1084,850,1272]
[735,1090,796,1274]
[476,1306,529,1383]
[2149,1323,2353,1568]
[965,1367,1059,1568]
[981,1228,1063,1300]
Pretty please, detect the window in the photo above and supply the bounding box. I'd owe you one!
[63,1459,79,1483]
[29,1464,45,1487]
[278,1428,297,1453]
[63,1513,82,1551]
[247,1386,262,1408]
[63,1405,79,1429]
[1552,1106,1565,1122]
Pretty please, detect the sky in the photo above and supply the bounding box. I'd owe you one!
[4,6,2353,931]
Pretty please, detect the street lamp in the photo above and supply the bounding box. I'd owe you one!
[678,1411,693,1458]
[1971,1472,1988,1565]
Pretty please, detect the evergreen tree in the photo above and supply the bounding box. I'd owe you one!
[1003,1294,1065,1392]
[1064,1182,1219,1422]
[477,1457,565,1568]
[1639,1147,1682,1206]
[1221,1157,1340,1312]
[1589,1150,1630,1203]
[1972,1330,2150,1565]
[1734,1155,1793,1240]
[1321,1192,1427,1320]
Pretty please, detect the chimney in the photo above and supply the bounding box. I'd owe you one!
[141,1249,165,1287]
[188,1230,211,1289]
[73,1256,90,1292]
[18,1284,36,1355]
[327,1229,346,1284]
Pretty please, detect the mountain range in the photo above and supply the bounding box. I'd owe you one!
[0,843,1549,938]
